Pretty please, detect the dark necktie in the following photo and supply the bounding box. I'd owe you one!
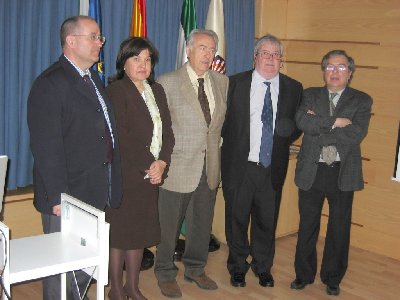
[197,78,211,126]
[83,75,113,163]
[83,74,97,96]
[259,82,273,168]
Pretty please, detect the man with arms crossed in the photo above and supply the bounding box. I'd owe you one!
[291,50,372,296]
[154,29,228,298]
[28,16,122,299]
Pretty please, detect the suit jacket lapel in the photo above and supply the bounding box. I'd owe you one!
[123,75,153,124]
[317,88,330,116]
[60,56,101,106]
[277,74,287,122]
[241,71,252,140]
[209,72,223,128]
[334,86,352,115]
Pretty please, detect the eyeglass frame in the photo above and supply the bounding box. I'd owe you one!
[256,50,282,60]
[325,64,348,72]
[71,34,106,44]
[194,45,217,55]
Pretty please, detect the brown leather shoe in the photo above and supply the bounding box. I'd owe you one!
[157,279,182,298]
[184,273,218,290]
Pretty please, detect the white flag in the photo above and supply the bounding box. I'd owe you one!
[205,0,226,74]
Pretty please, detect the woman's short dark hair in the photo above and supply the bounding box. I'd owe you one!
[110,37,159,84]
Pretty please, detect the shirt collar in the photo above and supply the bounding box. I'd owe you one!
[252,69,279,86]
[64,54,90,77]
[327,87,346,97]
[186,63,209,84]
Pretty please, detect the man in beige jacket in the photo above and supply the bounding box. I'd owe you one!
[154,29,228,298]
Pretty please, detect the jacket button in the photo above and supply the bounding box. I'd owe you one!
[97,108,101,112]
[101,136,104,139]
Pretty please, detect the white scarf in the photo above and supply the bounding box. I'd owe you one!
[141,81,162,160]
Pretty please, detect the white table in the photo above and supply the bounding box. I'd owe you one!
[1,194,109,300]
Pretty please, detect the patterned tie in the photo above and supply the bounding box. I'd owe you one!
[321,92,338,165]
[259,82,273,167]
[197,78,211,126]
[83,75,113,162]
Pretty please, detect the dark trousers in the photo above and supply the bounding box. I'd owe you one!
[224,162,281,275]
[294,163,354,286]
[154,164,216,282]
[41,213,91,300]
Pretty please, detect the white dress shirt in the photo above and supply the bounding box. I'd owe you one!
[248,70,279,163]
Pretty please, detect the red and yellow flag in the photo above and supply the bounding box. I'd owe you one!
[130,0,147,37]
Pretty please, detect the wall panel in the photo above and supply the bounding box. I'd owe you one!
[256,0,400,260]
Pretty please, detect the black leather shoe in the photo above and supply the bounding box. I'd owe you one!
[290,278,312,290]
[140,248,154,270]
[326,284,340,296]
[230,272,246,287]
[257,272,274,287]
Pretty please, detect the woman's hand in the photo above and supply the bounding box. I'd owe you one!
[146,160,167,185]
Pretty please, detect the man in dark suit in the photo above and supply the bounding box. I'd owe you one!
[27,15,122,300]
[221,34,303,288]
[290,50,372,296]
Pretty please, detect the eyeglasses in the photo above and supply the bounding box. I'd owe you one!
[325,64,348,72]
[196,45,217,55]
[71,34,106,44]
[257,51,282,60]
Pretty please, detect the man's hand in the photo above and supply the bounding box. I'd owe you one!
[334,118,352,128]
[307,110,316,115]
[52,204,61,216]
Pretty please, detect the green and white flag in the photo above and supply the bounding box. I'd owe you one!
[176,0,197,69]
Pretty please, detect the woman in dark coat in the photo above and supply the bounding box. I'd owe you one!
[106,37,174,300]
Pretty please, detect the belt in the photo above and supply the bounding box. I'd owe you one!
[318,161,341,167]
[248,161,265,168]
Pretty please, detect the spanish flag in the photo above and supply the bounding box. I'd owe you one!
[130,0,147,37]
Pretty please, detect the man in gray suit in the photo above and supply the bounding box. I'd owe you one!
[154,29,228,298]
[290,50,372,296]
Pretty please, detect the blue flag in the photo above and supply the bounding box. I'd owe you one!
[89,0,105,84]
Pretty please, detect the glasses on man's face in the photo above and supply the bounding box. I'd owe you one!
[196,45,217,55]
[72,34,106,44]
[325,64,348,72]
[257,51,282,60]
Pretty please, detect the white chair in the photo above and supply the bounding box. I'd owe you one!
[1,193,109,300]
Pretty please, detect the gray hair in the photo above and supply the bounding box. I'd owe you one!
[187,29,219,51]
[321,49,355,73]
[60,15,95,48]
[254,34,284,57]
